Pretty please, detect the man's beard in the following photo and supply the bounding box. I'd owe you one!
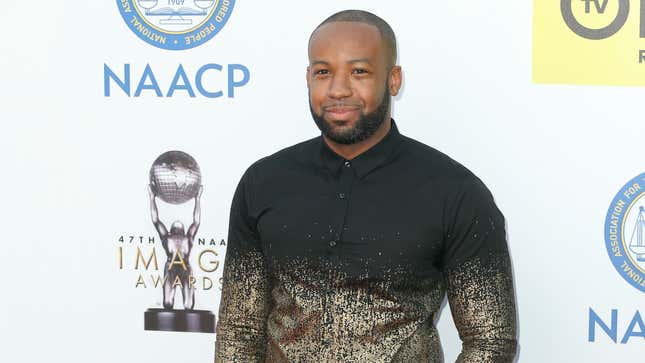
[309,86,390,145]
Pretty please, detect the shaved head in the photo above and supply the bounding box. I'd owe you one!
[309,10,397,67]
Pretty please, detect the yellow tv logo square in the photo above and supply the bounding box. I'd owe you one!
[534,0,645,86]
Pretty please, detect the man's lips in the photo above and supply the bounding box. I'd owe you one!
[323,106,360,117]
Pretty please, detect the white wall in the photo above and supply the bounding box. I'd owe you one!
[1,1,642,362]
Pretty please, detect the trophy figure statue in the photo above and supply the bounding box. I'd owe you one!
[150,183,201,310]
[144,151,215,333]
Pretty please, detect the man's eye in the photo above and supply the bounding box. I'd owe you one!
[353,69,368,74]
[315,69,329,75]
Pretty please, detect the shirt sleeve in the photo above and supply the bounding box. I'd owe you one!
[441,178,517,363]
[215,168,271,362]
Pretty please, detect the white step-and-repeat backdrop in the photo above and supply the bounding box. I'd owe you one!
[1,1,643,362]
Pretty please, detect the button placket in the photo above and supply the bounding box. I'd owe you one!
[328,161,354,250]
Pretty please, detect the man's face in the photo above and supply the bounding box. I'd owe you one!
[307,22,399,144]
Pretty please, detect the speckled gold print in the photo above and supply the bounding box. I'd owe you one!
[262,258,447,362]
[215,253,516,362]
[215,250,271,362]
[446,253,517,363]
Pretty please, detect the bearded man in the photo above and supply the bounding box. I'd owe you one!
[215,9,517,363]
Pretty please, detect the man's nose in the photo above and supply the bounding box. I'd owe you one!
[328,74,352,99]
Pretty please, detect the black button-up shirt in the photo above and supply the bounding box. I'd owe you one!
[215,120,517,362]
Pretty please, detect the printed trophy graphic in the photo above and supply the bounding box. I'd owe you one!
[629,206,645,262]
[144,150,215,333]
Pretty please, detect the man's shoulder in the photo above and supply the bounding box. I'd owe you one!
[398,134,496,202]
[398,134,476,182]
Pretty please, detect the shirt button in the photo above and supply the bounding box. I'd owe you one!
[344,161,351,168]
[329,240,337,247]
[338,193,345,199]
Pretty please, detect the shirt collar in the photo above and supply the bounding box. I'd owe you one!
[318,119,403,179]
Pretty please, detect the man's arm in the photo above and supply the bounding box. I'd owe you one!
[187,185,203,246]
[442,178,517,363]
[215,168,271,362]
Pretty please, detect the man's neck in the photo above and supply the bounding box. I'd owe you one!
[323,116,392,160]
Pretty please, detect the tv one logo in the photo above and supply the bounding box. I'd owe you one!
[561,0,644,39]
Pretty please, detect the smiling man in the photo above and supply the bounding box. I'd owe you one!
[215,10,517,363]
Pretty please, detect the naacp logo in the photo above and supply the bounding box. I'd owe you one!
[605,172,645,293]
[117,0,235,50]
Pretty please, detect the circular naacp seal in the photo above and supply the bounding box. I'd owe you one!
[604,172,645,293]
[116,0,235,50]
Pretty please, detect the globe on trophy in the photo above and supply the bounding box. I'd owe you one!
[149,150,202,204]
[144,151,215,333]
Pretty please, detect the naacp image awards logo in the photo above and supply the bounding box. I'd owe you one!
[605,172,645,293]
[117,151,228,333]
[117,0,235,50]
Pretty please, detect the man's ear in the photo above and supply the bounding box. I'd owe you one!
[388,65,402,96]
[306,66,311,89]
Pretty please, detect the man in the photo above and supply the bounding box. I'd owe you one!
[215,9,517,362]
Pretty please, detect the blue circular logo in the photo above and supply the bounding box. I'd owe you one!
[604,172,645,293]
[116,0,235,50]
